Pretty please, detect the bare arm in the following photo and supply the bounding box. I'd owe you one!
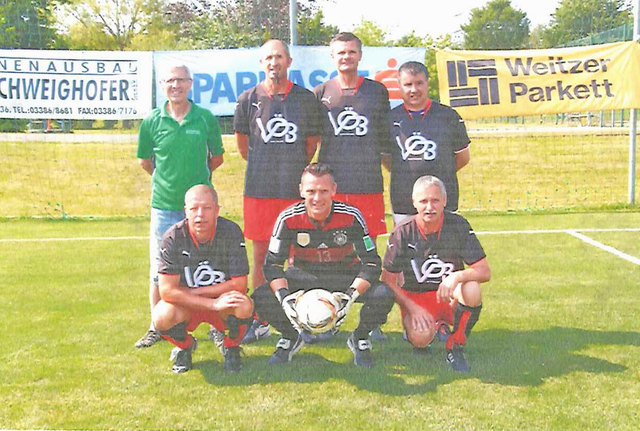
[382,269,434,332]
[455,147,471,171]
[159,273,248,311]
[437,257,491,303]
[208,154,224,172]
[138,158,153,175]
[235,132,249,161]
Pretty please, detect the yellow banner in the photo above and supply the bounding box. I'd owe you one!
[436,41,640,119]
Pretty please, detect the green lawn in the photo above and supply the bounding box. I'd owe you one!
[1,212,638,430]
[0,132,638,218]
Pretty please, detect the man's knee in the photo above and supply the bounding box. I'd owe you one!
[456,281,482,307]
[152,300,188,331]
[403,315,435,348]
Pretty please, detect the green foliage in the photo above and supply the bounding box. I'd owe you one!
[461,0,530,49]
[0,0,64,49]
[59,0,177,50]
[540,0,633,48]
[353,19,389,46]
[297,10,338,46]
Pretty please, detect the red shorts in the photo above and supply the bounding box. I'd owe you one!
[334,192,387,237]
[398,290,455,327]
[185,309,226,333]
[243,196,301,241]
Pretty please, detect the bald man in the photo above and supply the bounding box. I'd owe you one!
[234,39,323,343]
[152,184,253,374]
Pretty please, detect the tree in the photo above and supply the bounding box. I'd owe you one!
[59,0,181,50]
[460,0,530,50]
[353,19,388,46]
[540,0,633,47]
[0,0,65,49]
[297,9,338,45]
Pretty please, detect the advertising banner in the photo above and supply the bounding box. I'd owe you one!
[436,41,640,119]
[0,50,153,119]
[154,46,426,115]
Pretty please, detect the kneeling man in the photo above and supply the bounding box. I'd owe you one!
[382,175,490,372]
[152,184,253,374]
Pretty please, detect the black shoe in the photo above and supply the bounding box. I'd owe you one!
[436,321,451,343]
[241,320,271,344]
[135,329,162,348]
[446,345,470,372]
[208,327,226,355]
[268,335,305,365]
[169,339,197,374]
[346,333,374,368]
[369,326,387,342]
[224,346,242,373]
[300,327,338,344]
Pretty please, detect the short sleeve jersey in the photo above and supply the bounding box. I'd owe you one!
[386,101,470,214]
[137,101,224,210]
[314,77,390,194]
[264,201,381,284]
[383,212,485,292]
[234,82,323,199]
[158,218,249,289]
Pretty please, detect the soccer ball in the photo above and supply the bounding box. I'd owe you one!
[295,289,339,334]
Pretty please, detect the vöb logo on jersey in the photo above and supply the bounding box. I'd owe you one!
[328,107,368,136]
[410,254,454,283]
[397,132,437,161]
[184,261,226,287]
[256,114,297,144]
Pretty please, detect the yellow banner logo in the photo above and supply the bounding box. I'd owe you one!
[436,41,640,119]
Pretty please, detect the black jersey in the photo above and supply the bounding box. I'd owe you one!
[158,218,249,288]
[314,77,390,194]
[386,101,470,213]
[263,201,381,284]
[383,212,485,292]
[234,81,323,199]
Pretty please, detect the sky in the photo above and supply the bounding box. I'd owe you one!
[320,0,562,40]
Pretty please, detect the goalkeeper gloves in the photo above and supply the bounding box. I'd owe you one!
[276,288,303,332]
[333,287,360,328]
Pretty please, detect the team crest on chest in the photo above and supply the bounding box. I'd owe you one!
[297,232,311,247]
[333,230,348,246]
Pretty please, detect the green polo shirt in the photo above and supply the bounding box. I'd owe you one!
[137,100,224,210]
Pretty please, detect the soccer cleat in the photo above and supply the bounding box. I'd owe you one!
[223,346,242,373]
[208,327,226,355]
[241,320,271,344]
[446,345,470,373]
[436,321,451,343]
[300,327,338,344]
[268,335,305,365]
[169,339,198,374]
[346,333,375,368]
[369,326,387,342]
[135,329,162,348]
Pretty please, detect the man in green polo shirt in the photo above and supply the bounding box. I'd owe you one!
[135,63,225,348]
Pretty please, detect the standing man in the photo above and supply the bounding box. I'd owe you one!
[383,61,471,225]
[252,163,395,368]
[314,32,391,341]
[381,176,490,372]
[234,39,323,343]
[136,64,225,348]
[153,184,253,373]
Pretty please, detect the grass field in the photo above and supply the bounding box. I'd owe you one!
[1,128,639,430]
[1,211,639,431]
[0,129,638,217]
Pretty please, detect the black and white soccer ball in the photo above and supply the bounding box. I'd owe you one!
[295,289,339,334]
